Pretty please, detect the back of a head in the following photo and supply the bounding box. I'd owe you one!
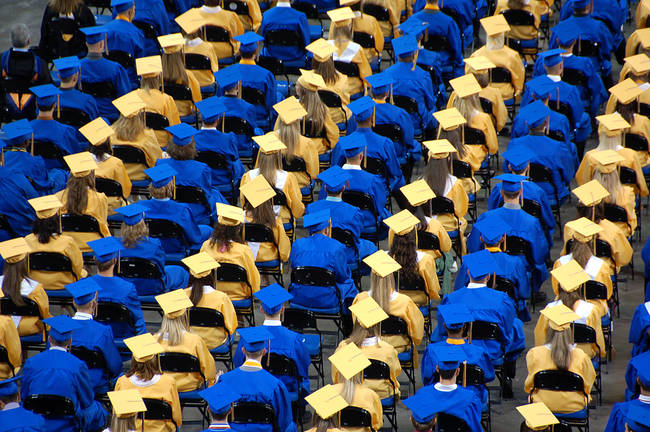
[121,219,148,248]
[423,158,450,197]
[162,51,189,85]
[49,0,82,14]
[546,327,573,371]
[11,24,30,49]
[370,272,393,314]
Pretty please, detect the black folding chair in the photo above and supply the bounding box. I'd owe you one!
[232,402,277,431]
[189,307,233,368]
[217,262,255,326]
[465,320,508,399]
[362,3,393,38]
[318,89,347,130]
[104,50,135,70]
[531,370,590,432]
[272,187,296,241]
[364,359,397,431]
[112,145,151,198]
[56,107,90,128]
[142,398,178,429]
[0,345,15,377]
[244,222,284,285]
[437,412,471,431]
[0,296,46,352]
[572,322,602,406]
[24,394,77,425]
[116,257,165,311]
[398,272,431,336]
[262,353,304,426]
[81,80,116,100]
[381,315,416,390]
[528,162,562,228]
[340,406,374,431]
[29,252,77,306]
[146,218,191,262]
[96,301,137,348]
[175,185,212,224]
[159,352,210,423]
[283,155,313,202]
[283,308,325,385]
[331,227,361,286]
[342,190,381,244]
[144,111,170,131]
[603,202,632,238]
[452,159,478,220]
[393,95,423,130]
[290,266,343,339]
[417,231,441,256]
[334,60,360,79]
[30,140,66,168]
[132,20,157,39]
[70,345,108,382]
[488,275,518,302]
[163,82,198,126]
[430,196,462,258]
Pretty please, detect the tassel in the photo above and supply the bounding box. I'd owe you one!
[412,49,418,72]
[362,146,367,168]
[117,250,121,274]
[104,34,108,55]
[31,132,34,155]
[468,321,473,344]
[389,84,393,105]
[462,360,467,387]
[266,340,271,368]
[57,94,60,119]
[371,107,375,127]
[172,176,176,200]
[222,114,225,133]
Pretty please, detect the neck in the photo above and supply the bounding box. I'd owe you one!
[264,313,281,321]
[38,111,54,120]
[98,269,114,277]
[346,158,361,166]
[60,82,75,89]
[503,196,519,205]
[328,193,343,199]
[439,378,455,386]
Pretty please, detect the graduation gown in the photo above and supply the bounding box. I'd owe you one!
[350,13,384,63]
[494,1,540,40]
[171,73,202,118]
[626,351,650,400]
[185,286,237,349]
[398,251,440,307]
[563,218,633,273]
[0,168,38,238]
[428,174,469,253]
[332,382,382,432]
[411,217,453,260]
[56,188,110,252]
[93,274,146,339]
[200,240,261,301]
[110,129,162,181]
[103,17,146,86]
[2,150,67,196]
[373,100,421,165]
[219,60,277,126]
[384,61,436,132]
[283,104,339,155]
[185,38,219,89]
[576,148,649,198]
[0,277,50,339]
[240,169,305,226]
[30,119,85,169]
[0,404,45,432]
[260,5,310,61]
[244,215,291,263]
[0,315,20,380]
[468,45,525,101]
[156,330,216,392]
[551,15,612,77]
[282,136,319,189]
[215,95,260,155]
[58,87,98,120]
[135,89,181,147]
[637,0,650,29]
[605,398,650,432]
[511,102,573,144]
[93,154,132,213]
[80,55,132,122]
[194,128,245,191]
[411,384,483,432]
[328,40,372,97]
[25,233,87,291]
[196,5,244,59]
[447,86,508,132]
[629,301,650,357]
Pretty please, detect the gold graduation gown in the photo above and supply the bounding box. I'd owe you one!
[330,40,372,97]
[172,73,202,118]
[240,169,305,226]
[397,251,440,307]
[195,6,244,59]
[110,129,162,181]
[94,154,132,213]
[244,214,291,263]
[184,286,238,350]
[25,233,88,291]
[185,38,219,88]
[156,330,217,392]
[135,89,181,147]
[332,383,383,432]
[468,45,525,101]
[0,277,51,339]
[575,148,649,198]
[56,188,110,252]
[351,13,384,63]
[200,240,261,301]
[0,315,21,379]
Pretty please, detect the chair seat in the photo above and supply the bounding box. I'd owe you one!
[519,38,538,48]
[491,356,504,367]
[504,98,515,106]
[107,213,123,222]
[289,301,340,315]
[601,315,612,328]
[318,151,331,162]
[468,193,476,203]
[591,357,600,369]
[447,230,459,239]
[381,396,395,407]
[45,289,73,298]
[180,114,198,124]
[300,334,321,357]
[309,25,322,41]
[418,304,430,318]
[131,180,151,188]
[256,259,280,268]
[218,57,236,66]
[211,336,233,355]
[482,398,490,413]
[94,14,111,25]
[200,84,217,95]
[20,333,44,344]
[283,223,293,232]
[179,389,205,401]
[398,349,412,362]
[232,298,253,309]
[300,185,314,196]
[286,389,300,402]
[554,407,588,420]
[138,295,159,305]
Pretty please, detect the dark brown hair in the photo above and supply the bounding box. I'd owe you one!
[33,215,61,244]
[209,223,243,251]
[166,139,197,161]
[1,259,28,306]
[390,230,419,285]
[189,273,215,305]
[64,171,96,215]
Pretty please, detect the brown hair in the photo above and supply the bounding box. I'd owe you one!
[113,112,145,142]
[473,71,490,88]
[149,182,174,199]
[453,93,481,122]
[278,119,300,164]
[330,22,353,42]
[507,0,526,8]
[558,289,582,310]
[576,203,604,222]
[88,140,112,158]
[502,189,520,200]
[49,0,82,14]
[370,272,393,314]
[411,415,436,432]
[64,171,96,215]
[209,223,243,250]
[546,327,574,371]
[121,219,149,248]
[109,415,136,432]
[390,231,419,285]
[140,75,161,92]
[33,215,61,244]
[312,58,338,85]
[245,199,276,227]
[166,139,197,160]
[313,415,340,432]
[162,51,189,86]
[1,259,28,306]
[439,126,467,160]
[615,101,635,124]
[258,151,282,186]
[297,83,327,136]
[97,258,116,273]
[571,240,593,268]
[126,355,161,381]
[189,273,215,305]
[423,158,451,197]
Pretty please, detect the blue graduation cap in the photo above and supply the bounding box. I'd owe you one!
[530,76,557,100]
[234,32,264,54]
[399,20,428,39]
[539,48,564,68]
[347,96,375,122]
[80,26,107,45]
[2,119,32,146]
[44,315,82,342]
[199,382,239,415]
[317,165,350,193]
[341,137,366,158]
[0,376,20,398]
[473,214,510,245]
[494,173,527,193]
[522,100,549,129]
[53,56,81,79]
[572,0,590,9]
[625,405,650,432]
[165,123,197,146]
[631,354,650,387]
[216,67,241,91]
[437,304,473,331]
[87,236,123,263]
[195,97,227,123]
[237,326,274,352]
[436,345,465,370]
[392,35,419,58]
[29,84,61,108]
[365,72,394,96]
[144,164,177,188]
[66,278,102,305]
[463,249,497,280]
[402,391,437,423]
[254,283,293,315]
[111,0,134,13]
[556,27,578,47]
[114,203,146,226]
[303,209,331,233]
[502,146,531,172]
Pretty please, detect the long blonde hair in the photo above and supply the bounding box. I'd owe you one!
[595,132,622,151]
[593,170,622,204]
[113,113,145,142]
[64,172,96,215]
[453,94,480,122]
[297,83,327,135]
[140,75,161,92]
[157,313,189,346]
[258,152,282,186]
[546,327,574,371]
[370,272,394,314]
[109,414,136,432]
[341,373,363,403]
[121,219,149,248]
[278,119,300,163]
[49,0,81,14]
[345,321,380,347]
[162,51,189,85]
[331,22,353,43]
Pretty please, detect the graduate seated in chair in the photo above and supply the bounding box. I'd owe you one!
[0,376,46,431]
[52,56,99,121]
[198,382,239,432]
[605,360,650,432]
[103,0,148,86]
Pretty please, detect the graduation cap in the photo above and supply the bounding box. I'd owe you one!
[155,289,193,318]
[80,26,107,45]
[383,209,419,236]
[572,0,590,9]
[450,74,481,98]
[502,146,531,172]
[556,27,579,47]
[317,165,350,193]
[216,203,245,226]
[0,376,20,398]
[327,7,356,26]
[566,217,603,243]
[400,180,435,207]
[107,389,147,418]
[306,38,337,62]
[480,15,510,36]
[124,333,164,363]
[111,0,134,13]
[87,236,123,263]
[195,97,227,124]
[636,28,650,50]
[625,405,650,432]
[402,391,437,423]
[112,91,145,118]
[464,56,496,72]
[494,173,526,193]
[522,100,550,129]
[625,54,650,75]
[432,108,466,131]
[463,249,497,280]
[340,137,366,158]
[145,164,176,188]
[234,32,264,54]
[66,277,101,305]
[422,139,457,160]
[30,84,60,108]
[550,259,590,293]
[591,149,624,174]
[530,76,557,100]
[349,296,388,328]
[64,152,98,177]
[114,203,146,226]
[136,55,163,78]
[391,35,419,58]
[44,315,81,342]
[539,48,564,68]
[516,403,559,431]
[79,117,114,146]
[297,69,326,91]
[238,326,274,352]
[165,123,197,147]
[2,119,32,146]
[436,345,465,370]
[362,249,401,278]
[240,175,276,208]
[303,209,331,233]
[254,283,293,315]
[0,238,30,264]
[199,382,239,416]
[540,303,580,331]
[157,33,185,54]
[631,354,650,387]
[328,342,370,379]
[182,252,220,279]
[305,385,349,420]
[273,96,307,125]
[28,195,63,219]
[253,132,287,154]
[437,303,473,331]
[216,66,241,91]
[473,215,510,245]
[347,96,375,122]
[365,72,394,97]
[572,180,610,207]
[175,8,206,35]
[609,78,645,105]
[53,56,81,79]
[596,113,631,138]
[398,20,428,39]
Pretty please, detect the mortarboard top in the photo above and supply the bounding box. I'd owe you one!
[383,209,420,236]
[609,78,645,105]
[540,303,580,331]
[306,38,337,62]
[29,194,63,219]
[80,26,107,45]
[155,289,193,318]
[303,209,331,232]
[625,405,650,432]
[572,0,590,8]
[253,132,287,154]
[66,278,101,305]
[195,97,227,123]
[0,376,19,398]
[175,9,206,35]
[399,20,428,38]
[402,391,437,423]
[327,7,356,25]
[550,259,590,293]
[632,355,650,387]
[144,164,177,188]
[182,252,219,279]
[494,173,527,193]
[596,113,631,137]
[400,180,435,207]
[108,389,147,418]
[44,315,81,342]
[530,76,558,100]
[566,217,603,243]
[637,28,650,49]
[341,138,366,158]
[433,108,466,131]
[87,236,123,263]
[317,165,351,192]
[135,55,163,77]
[625,53,650,75]
[422,139,457,160]
[502,146,531,172]
[234,32,264,53]
[273,96,307,125]
[463,249,497,280]
[339,0,360,5]
[157,33,185,53]
[111,0,134,13]
[240,175,276,208]
[114,203,146,226]
[216,203,245,226]
[539,48,564,68]
[449,74,481,98]
[199,382,239,415]
[64,152,98,177]
[362,249,401,278]
[238,326,274,352]
[516,403,559,431]
[2,119,32,145]
[391,35,419,58]
[0,237,30,264]
[79,117,114,146]
[572,180,610,207]
[464,55,496,72]
[591,149,625,174]
[254,283,293,315]
[365,72,394,95]
[329,342,371,379]
[556,27,578,47]
[305,385,349,420]
[216,65,241,90]
[124,333,164,362]
[473,215,510,245]
[297,69,326,91]
[165,123,197,146]
[347,96,375,122]
[53,56,81,79]
[480,15,510,36]
[30,84,60,107]
[112,91,145,118]
[436,344,465,370]
[523,100,550,129]
[349,296,388,328]
[438,303,473,330]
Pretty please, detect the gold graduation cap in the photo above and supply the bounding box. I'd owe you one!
[305,385,349,420]
[136,55,163,77]
[64,152,98,177]
[400,179,435,207]
[175,8,206,35]
[107,390,147,418]
[155,289,193,318]
[124,333,164,362]
[112,91,146,118]
[298,69,326,91]
[383,209,420,235]
[349,296,388,328]
[422,138,458,160]
[516,403,559,431]
[216,203,245,226]
[591,149,625,174]
[0,238,30,264]
[327,7,356,26]
[182,252,220,279]
[29,194,63,219]
[450,74,482,98]
[433,108,467,131]
[571,180,610,207]
[566,217,603,243]
[273,96,307,125]
[596,113,631,137]
[328,342,371,380]
[253,132,287,154]
[609,78,645,105]
[637,28,650,49]
[240,175,277,208]
[540,303,581,331]
[306,38,337,62]
[339,0,360,5]
[624,54,650,75]
[550,259,590,293]
[464,56,496,72]
[362,250,401,278]
[79,117,115,146]
[158,33,185,53]
[480,15,510,36]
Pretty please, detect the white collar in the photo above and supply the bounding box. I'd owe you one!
[276,1,291,6]
[187,37,203,48]
[545,343,576,350]
[639,395,650,403]
[342,163,362,170]
[50,346,67,352]
[130,374,161,387]
[467,282,486,289]
[12,48,29,52]
[503,202,521,209]
[153,197,171,201]
[547,75,561,82]
[434,383,457,392]
[73,312,93,321]
[640,83,650,92]
[561,53,573,58]
[361,336,379,346]
[203,285,215,294]
[263,319,282,326]
[202,5,222,12]
[1,402,20,411]
[366,290,398,301]
[202,126,217,130]
[59,12,74,18]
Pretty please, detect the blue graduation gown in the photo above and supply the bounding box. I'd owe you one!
[605,399,650,432]
[629,302,650,357]
[0,167,37,240]
[92,274,146,339]
[331,128,405,192]
[559,0,625,48]
[642,236,650,301]
[58,88,99,121]
[373,101,421,164]
[217,364,297,432]
[103,18,147,86]
[29,119,86,169]
[413,0,475,50]
[215,95,261,155]
[260,6,310,62]
[3,150,67,195]
[511,102,573,143]
[193,128,245,193]
[384,61,436,133]
[289,233,358,311]
[415,49,448,111]
[626,351,650,400]
[21,348,108,432]
[0,406,46,432]
[112,0,171,52]
[412,384,483,431]
[70,315,122,395]
[80,55,132,122]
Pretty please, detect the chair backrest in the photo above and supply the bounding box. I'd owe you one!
[417,231,440,253]
[144,112,170,131]
[353,32,375,49]
[159,352,203,375]
[175,185,210,210]
[96,300,136,330]
[282,155,308,176]
[163,82,193,102]
[291,266,337,287]
[480,97,493,116]
[263,352,299,378]
[437,412,471,432]
[142,398,176,426]
[81,80,116,99]
[264,29,304,48]
[430,196,456,216]
[223,0,250,15]
[398,271,427,295]
[380,315,409,337]
[317,89,343,108]
[572,322,597,344]
[528,163,556,196]
[104,50,135,69]
[340,406,373,429]
[184,53,212,71]
[373,123,403,144]
[292,1,319,18]
[232,402,276,426]
[584,280,607,300]
[70,345,107,370]
[361,3,390,21]
[189,306,227,329]
[204,25,231,43]
[244,223,276,244]
[490,67,512,84]
[501,8,535,26]
[595,238,613,260]
[95,177,124,198]
[603,203,628,224]
[463,126,486,145]
[0,345,12,372]
[113,145,149,165]
[29,251,76,278]
[217,262,252,288]
[331,227,357,252]
[363,358,391,380]
[0,296,41,318]
[282,308,319,335]
[504,235,533,265]
[562,68,588,89]
[301,118,327,140]
[196,150,230,171]
[146,218,188,245]
[257,56,284,75]
[521,198,542,219]
[548,101,574,126]
[31,140,65,163]
[532,369,587,395]
[364,156,386,178]
[619,166,637,187]
[489,275,517,300]
[242,86,266,107]
[117,256,163,280]
[452,159,472,179]
[24,394,76,417]
[465,320,504,343]
[61,213,102,234]
[132,20,157,39]
[0,214,13,237]
[624,133,649,152]
[547,129,565,142]
[573,39,599,58]
[392,95,419,114]
[342,190,378,215]
[334,60,360,78]
[56,107,90,129]
[423,34,450,52]
[223,116,254,137]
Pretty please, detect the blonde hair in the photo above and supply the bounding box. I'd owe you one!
[546,327,574,371]
[370,272,394,314]
[258,151,282,186]
[121,220,149,248]
[297,83,327,135]
[331,22,353,42]
[157,313,189,346]
[345,321,380,347]
[109,414,136,432]
[278,118,300,163]
[595,132,622,151]
[113,112,145,142]
[341,373,362,403]
[453,93,480,121]
[149,182,174,199]
[140,75,161,92]
[63,172,96,215]
[313,58,338,85]
[593,170,622,204]
[162,51,189,86]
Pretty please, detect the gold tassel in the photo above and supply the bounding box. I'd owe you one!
[371,107,375,127]
[412,49,418,72]
[117,250,121,274]
[172,176,176,200]
[389,83,393,105]
[362,146,367,168]
[266,340,271,367]
[462,360,467,387]
[222,114,225,133]
[104,33,108,55]
[468,321,473,344]
[57,94,60,119]
[31,132,34,155]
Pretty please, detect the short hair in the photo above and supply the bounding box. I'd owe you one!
[11,24,30,48]
[439,368,457,380]
[502,189,520,200]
